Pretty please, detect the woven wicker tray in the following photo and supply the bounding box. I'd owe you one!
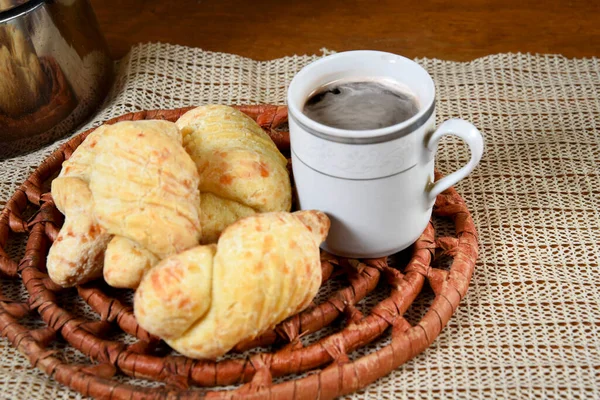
[0,105,478,399]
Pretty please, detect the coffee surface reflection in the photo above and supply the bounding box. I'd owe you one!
[303,79,420,130]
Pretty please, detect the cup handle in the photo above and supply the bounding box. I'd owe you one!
[425,119,484,203]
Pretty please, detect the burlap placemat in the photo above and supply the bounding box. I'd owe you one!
[1,43,599,399]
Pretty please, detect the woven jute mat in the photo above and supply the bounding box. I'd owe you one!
[1,44,599,399]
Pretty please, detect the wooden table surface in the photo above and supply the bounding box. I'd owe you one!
[89,0,599,61]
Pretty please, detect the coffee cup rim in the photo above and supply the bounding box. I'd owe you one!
[287,50,436,143]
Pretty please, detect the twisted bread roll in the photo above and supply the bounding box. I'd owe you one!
[48,106,293,289]
[176,105,292,243]
[134,210,330,359]
[47,120,201,288]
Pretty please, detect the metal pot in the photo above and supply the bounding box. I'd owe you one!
[0,0,112,158]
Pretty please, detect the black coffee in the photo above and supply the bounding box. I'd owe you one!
[303,79,419,130]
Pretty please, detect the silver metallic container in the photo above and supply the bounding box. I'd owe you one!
[0,0,112,158]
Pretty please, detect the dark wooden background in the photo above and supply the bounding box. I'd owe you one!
[89,0,599,61]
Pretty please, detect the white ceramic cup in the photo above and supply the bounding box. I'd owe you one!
[287,50,484,258]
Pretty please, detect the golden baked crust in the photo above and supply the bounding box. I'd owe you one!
[47,120,201,288]
[103,236,159,289]
[176,105,292,243]
[134,210,330,359]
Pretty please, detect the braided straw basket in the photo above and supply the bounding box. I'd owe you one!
[0,105,478,399]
